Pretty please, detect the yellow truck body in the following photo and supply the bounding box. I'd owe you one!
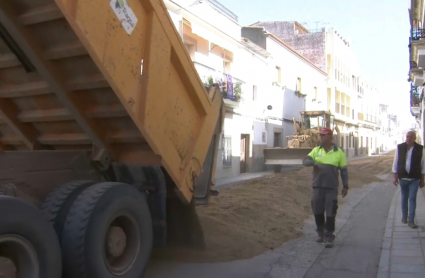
[0,0,223,203]
[0,0,223,276]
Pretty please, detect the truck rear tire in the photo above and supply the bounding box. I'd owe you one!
[40,180,97,243]
[61,182,153,278]
[0,196,62,278]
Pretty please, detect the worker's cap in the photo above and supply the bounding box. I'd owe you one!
[319,128,333,135]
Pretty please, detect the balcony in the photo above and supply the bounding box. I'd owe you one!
[410,84,421,117]
[365,114,378,124]
[410,29,425,75]
[412,29,425,41]
[202,73,244,108]
[207,0,238,22]
[411,68,424,86]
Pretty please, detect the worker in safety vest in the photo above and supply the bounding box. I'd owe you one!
[302,127,349,248]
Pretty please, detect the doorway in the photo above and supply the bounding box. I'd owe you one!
[366,137,369,155]
[355,137,359,156]
[273,132,282,147]
[240,134,250,174]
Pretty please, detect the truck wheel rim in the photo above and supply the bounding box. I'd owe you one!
[0,235,39,278]
[103,213,140,275]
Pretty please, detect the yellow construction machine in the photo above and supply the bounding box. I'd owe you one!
[264,111,337,168]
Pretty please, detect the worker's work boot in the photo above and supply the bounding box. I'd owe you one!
[409,221,418,229]
[324,238,334,248]
[324,234,335,248]
[401,217,407,224]
[315,235,324,243]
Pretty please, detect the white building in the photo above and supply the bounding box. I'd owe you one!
[163,0,332,180]
[242,26,328,149]
[252,22,382,157]
[164,0,275,179]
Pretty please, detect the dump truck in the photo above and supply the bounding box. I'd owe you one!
[0,0,224,277]
[264,111,336,168]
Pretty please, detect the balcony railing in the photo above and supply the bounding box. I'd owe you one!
[365,114,378,124]
[411,84,420,107]
[412,29,425,40]
[219,73,244,102]
[207,0,238,22]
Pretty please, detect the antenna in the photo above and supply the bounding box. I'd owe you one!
[314,21,320,32]
[314,21,329,32]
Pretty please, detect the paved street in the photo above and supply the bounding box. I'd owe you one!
[145,173,402,278]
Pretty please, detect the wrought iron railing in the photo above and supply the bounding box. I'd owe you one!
[411,84,420,107]
[207,0,238,22]
[365,114,378,124]
[412,29,425,40]
[219,73,244,102]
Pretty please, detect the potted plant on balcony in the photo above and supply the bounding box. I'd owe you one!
[233,82,243,102]
[203,75,215,92]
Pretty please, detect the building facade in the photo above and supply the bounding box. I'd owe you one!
[164,0,387,182]
[409,0,425,144]
[164,0,282,179]
[241,26,328,148]
[250,21,382,157]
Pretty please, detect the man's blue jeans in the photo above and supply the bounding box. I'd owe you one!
[400,179,420,222]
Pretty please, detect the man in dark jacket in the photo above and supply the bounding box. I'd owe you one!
[392,130,425,228]
[302,127,348,248]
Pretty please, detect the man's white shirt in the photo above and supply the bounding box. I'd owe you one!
[392,147,425,179]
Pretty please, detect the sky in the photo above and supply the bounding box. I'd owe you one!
[219,0,416,127]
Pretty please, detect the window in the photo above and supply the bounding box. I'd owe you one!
[253,85,258,101]
[341,93,346,116]
[346,95,351,116]
[222,136,232,167]
[335,90,341,114]
[184,43,195,60]
[314,87,318,100]
[224,61,231,74]
[276,66,282,85]
[297,77,302,93]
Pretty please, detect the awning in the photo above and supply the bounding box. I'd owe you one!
[191,21,213,42]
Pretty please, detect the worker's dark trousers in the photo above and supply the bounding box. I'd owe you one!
[311,188,338,241]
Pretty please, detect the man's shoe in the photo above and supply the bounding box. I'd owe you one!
[409,221,418,229]
[402,217,407,224]
[324,239,334,248]
[315,236,324,243]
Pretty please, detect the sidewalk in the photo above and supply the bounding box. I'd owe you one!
[378,187,425,278]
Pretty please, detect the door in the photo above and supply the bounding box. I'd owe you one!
[274,132,282,147]
[240,134,249,174]
[366,137,369,155]
[355,137,359,156]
